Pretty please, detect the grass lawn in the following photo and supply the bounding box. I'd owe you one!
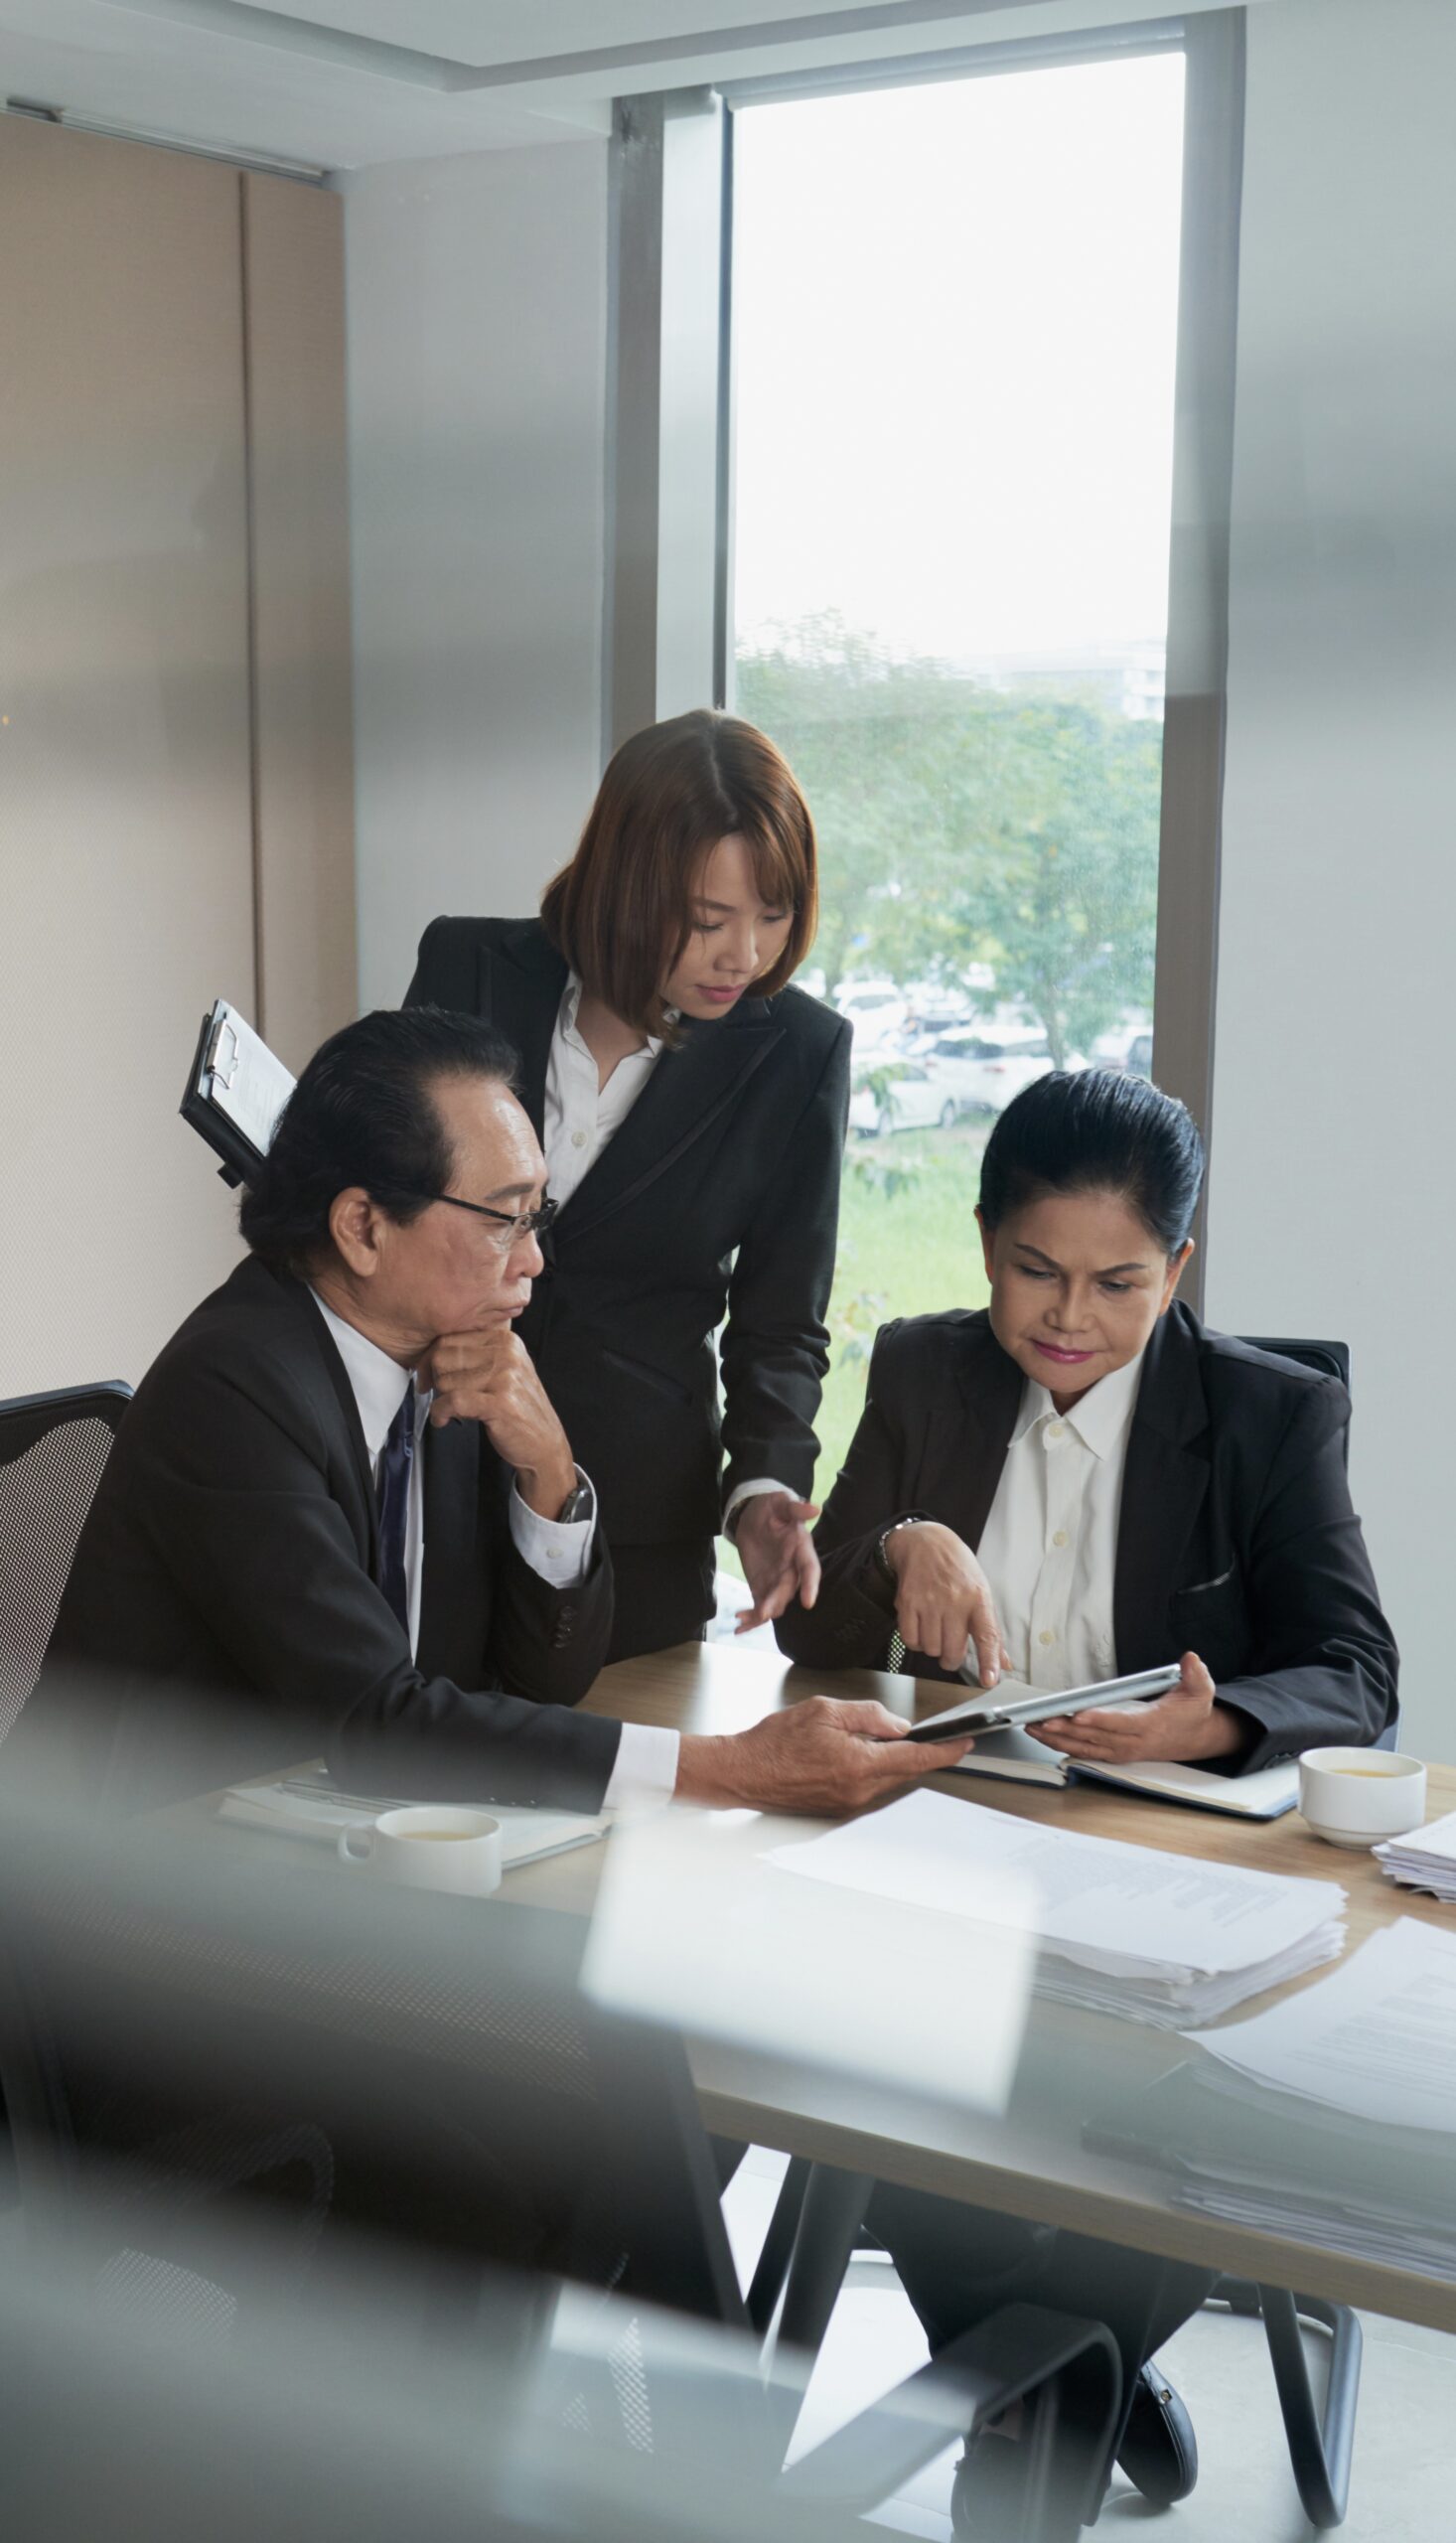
[814,1120,991,1497]
[720,1119,990,1577]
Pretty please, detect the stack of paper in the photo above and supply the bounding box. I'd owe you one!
[1375,1807,1456,1900]
[767,1790,1345,2028]
[1165,1919,1456,2274]
[217,1774,610,1871]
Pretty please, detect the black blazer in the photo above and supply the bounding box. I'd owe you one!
[405,917,852,1547]
[13,1256,620,1816]
[775,1303,1398,1771]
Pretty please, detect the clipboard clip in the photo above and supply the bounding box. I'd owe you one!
[206,1014,241,1093]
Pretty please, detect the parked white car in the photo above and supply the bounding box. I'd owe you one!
[910,1023,1082,1116]
[1092,1020,1154,1079]
[848,1060,962,1138]
[834,979,910,1049]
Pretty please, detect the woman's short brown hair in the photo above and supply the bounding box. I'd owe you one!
[540,709,818,1035]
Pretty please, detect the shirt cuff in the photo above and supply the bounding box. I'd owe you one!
[722,1476,797,1538]
[509,1467,595,1588]
[603,1721,681,1812]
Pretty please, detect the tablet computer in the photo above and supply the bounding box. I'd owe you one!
[905,1663,1183,1743]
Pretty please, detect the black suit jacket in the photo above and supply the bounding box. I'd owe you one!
[405,916,851,1547]
[13,1256,620,1816]
[775,1304,1398,1770]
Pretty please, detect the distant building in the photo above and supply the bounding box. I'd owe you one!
[964,638,1165,722]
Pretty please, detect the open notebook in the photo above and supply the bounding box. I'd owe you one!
[217,1773,611,1871]
[942,1721,1299,1820]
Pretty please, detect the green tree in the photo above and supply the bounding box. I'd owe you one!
[736,624,1161,1063]
[936,698,1161,1064]
[736,617,982,995]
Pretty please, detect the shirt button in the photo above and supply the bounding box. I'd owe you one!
[571,1129,588,1149]
[1039,1628,1057,1647]
[1052,1530,1069,1549]
[1047,1421,1066,1440]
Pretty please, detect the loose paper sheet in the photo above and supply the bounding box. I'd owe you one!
[1186,1916,1456,2133]
[767,1789,1343,1977]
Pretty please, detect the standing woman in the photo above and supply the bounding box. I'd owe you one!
[404,709,851,1663]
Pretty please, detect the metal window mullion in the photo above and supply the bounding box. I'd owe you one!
[1151,7,1245,1311]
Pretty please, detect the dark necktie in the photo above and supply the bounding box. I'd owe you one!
[376,1383,416,1641]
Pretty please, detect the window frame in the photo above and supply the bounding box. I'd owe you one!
[605,11,1245,1308]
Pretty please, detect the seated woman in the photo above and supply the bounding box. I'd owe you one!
[776,1068,1397,2522]
[779,1066,1395,1762]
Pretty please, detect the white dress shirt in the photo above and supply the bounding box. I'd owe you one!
[975,1347,1146,1692]
[541,972,790,1538]
[542,972,667,1210]
[310,1293,674,1809]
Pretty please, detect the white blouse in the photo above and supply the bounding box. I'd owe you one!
[541,973,666,1210]
[975,1347,1146,1691]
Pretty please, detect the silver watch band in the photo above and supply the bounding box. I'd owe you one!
[874,1516,922,1585]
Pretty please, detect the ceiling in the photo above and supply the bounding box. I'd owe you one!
[0,1,1243,171]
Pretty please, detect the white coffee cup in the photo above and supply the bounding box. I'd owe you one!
[337,1805,503,1896]
[1297,1747,1426,1849]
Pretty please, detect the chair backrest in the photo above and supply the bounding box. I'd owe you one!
[1238,1336,1350,1390]
[1238,1337,1350,1476]
[1236,1335,1397,1745]
[0,1383,131,1740]
[0,1811,749,2342]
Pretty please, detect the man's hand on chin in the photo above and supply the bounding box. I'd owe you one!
[419,1326,577,1519]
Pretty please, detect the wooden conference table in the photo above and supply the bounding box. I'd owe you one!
[498,1640,1456,2337]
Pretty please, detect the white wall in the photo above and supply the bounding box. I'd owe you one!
[339,141,609,1012]
[1207,0,1456,1754]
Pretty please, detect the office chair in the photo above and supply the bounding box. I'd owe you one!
[0,2220,951,2543]
[1238,1338,1349,1389]
[0,1809,1121,2539]
[0,1381,131,1742]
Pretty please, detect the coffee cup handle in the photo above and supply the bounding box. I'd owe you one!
[338,1828,373,1867]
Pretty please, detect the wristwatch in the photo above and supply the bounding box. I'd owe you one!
[556,1479,594,1525]
[874,1516,922,1586]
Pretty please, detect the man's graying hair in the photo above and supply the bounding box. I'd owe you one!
[238,1007,519,1273]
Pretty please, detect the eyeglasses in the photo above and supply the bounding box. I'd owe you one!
[391,1191,559,1254]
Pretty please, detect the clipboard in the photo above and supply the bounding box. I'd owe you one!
[180,999,295,1188]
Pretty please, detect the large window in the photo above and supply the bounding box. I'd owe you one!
[728,52,1187,1487]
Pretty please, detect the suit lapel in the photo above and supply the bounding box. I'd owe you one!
[951,1321,1023,1552]
[477,922,566,1141]
[273,1270,380,1574]
[1113,1307,1211,1669]
[557,1002,784,1242]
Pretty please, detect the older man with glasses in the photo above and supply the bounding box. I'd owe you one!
[17,1007,961,1821]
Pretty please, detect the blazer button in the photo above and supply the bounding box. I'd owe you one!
[559,1602,577,1624]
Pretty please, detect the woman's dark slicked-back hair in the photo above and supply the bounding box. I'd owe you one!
[238,1006,519,1274]
[978,1068,1206,1258]
[540,707,818,1036]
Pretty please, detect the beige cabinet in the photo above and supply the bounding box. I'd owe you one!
[0,119,355,1397]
